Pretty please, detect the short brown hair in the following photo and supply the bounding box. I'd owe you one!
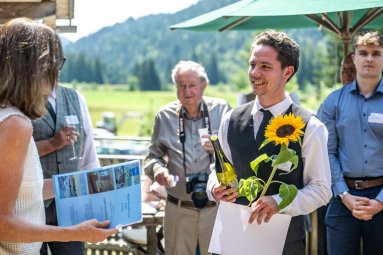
[252,29,300,81]
[0,18,62,119]
[353,30,383,49]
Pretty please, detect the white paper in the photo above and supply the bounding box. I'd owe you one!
[65,115,79,125]
[208,201,291,255]
[198,128,209,145]
[277,161,292,172]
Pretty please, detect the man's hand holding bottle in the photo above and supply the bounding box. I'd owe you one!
[212,184,237,202]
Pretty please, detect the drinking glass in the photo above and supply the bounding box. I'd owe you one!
[64,115,81,161]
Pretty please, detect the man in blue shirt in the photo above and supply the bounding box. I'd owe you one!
[319,30,383,255]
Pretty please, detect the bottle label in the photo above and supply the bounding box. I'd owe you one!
[216,170,238,188]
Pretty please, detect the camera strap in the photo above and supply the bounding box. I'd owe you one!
[178,100,212,177]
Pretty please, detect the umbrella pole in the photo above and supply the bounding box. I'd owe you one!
[341,33,352,57]
[343,41,349,57]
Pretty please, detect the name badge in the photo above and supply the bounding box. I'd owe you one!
[368,113,383,124]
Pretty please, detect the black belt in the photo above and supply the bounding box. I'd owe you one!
[167,194,216,209]
[345,177,383,189]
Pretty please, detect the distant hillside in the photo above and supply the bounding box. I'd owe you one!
[60,0,336,89]
[61,0,254,85]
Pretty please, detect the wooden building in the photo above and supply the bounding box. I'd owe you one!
[0,0,76,33]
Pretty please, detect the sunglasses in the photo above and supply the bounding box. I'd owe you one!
[59,57,66,71]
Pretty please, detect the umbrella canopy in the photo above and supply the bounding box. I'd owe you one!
[171,0,383,55]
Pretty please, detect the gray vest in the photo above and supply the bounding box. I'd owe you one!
[32,86,85,178]
[228,102,312,244]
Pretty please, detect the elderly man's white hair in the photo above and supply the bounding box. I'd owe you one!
[171,60,209,84]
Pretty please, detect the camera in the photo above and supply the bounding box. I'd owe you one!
[186,172,209,209]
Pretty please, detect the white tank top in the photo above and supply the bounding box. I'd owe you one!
[0,106,45,255]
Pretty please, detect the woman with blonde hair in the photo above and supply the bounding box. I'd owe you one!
[0,18,117,254]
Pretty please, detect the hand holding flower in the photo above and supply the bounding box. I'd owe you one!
[249,196,279,224]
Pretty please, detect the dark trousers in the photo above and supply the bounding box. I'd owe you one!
[317,205,328,255]
[40,202,84,255]
[282,239,306,255]
[326,186,383,255]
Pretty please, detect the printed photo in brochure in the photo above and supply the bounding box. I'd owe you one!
[53,160,142,228]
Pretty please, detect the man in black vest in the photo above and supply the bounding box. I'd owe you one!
[207,30,332,255]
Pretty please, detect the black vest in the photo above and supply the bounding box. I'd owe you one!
[228,101,312,243]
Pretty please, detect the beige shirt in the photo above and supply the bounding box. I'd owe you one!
[144,96,231,201]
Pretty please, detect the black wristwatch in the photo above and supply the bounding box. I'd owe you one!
[338,191,349,200]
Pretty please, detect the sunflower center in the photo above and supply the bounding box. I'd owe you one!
[276,124,295,138]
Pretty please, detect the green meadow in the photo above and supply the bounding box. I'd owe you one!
[70,84,239,137]
[66,82,330,137]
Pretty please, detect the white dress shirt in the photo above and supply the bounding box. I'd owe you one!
[207,93,332,216]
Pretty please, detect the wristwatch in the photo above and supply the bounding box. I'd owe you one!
[338,191,349,200]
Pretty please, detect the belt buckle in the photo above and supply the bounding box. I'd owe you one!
[354,180,363,189]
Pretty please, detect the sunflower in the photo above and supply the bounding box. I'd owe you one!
[264,113,305,146]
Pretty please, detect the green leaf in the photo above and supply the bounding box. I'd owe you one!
[277,183,298,211]
[272,145,296,167]
[290,154,299,172]
[238,177,263,202]
[238,178,250,198]
[250,154,269,175]
[259,139,271,150]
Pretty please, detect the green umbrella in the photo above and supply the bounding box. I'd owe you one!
[171,0,383,55]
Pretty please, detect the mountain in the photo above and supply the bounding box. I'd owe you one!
[60,0,334,89]
[61,0,253,86]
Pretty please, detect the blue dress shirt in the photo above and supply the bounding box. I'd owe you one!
[319,79,383,202]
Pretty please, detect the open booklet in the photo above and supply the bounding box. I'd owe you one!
[52,160,142,228]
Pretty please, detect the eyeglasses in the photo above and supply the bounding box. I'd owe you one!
[59,57,66,71]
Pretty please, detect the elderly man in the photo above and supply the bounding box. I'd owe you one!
[319,30,383,255]
[144,60,231,255]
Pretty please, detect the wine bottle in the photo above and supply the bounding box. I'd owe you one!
[210,135,238,189]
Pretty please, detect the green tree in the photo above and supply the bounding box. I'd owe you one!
[208,52,220,85]
[92,57,104,84]
[138,59,161,91]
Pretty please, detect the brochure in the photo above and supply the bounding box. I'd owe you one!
[53,160,142,228]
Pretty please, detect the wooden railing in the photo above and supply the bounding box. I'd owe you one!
[89,136,151,254]
[94,136,150,167]
[85,234,138,255]
[98,154,146,167]
[94,136,151,144]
